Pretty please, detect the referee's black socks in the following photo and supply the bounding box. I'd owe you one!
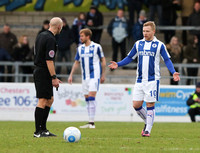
[34,107,44,133]
[41,106,50,131]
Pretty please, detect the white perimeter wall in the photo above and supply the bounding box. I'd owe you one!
[0,83,195,122]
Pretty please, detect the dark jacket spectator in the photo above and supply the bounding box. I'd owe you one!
[12,38,31,62]
[184,35,200,85]
[127,0,144,26]
[0,24,17,55]
[184,35,200,63]
[107,9,129,64]
[166,36,183,85]
[132,10,147,42]
[56,18,74,75]
[148,0,162,25]
[188,2,200,35]
[57,25,74,51]
[0,48,11,61]
[72,12,86,46]
[0,48,12,82]
[37,20,50,36]
[180,0,195,45]
[12,35,32,82]
[0,24,17,82]
[86,5,103,43]
[161,0,181,43]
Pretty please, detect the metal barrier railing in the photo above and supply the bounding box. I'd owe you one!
[0,61,200,84]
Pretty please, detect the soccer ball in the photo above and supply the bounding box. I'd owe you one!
[63,127,81,143]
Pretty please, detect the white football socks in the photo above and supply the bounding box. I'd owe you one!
[135,106,147,123]
[146,106,155,133]
[87,97,96,123]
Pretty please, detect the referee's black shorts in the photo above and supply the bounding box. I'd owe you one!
[33,67,53,99]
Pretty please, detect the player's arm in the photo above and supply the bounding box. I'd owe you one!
[100,57,106,83]
[68,60,80,84]
[160,44,180,82]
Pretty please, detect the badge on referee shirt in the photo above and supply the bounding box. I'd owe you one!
[49,50,55,58]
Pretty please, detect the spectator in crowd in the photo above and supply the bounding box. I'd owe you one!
[188,1,200,53]
[37,20,50,36]
[86,5,103,43]
[0,48,12,82]
[132,10,148,42]
[107,9,129,69]
[148,0,162,25]
[127,0,144,26]
[0,24,18,82]
[166,36,183,85]
[72,12,86,46]
[56,17,74,75]
[161,0,181,44]
[186,82,200,122]
[180,0,195,45]
[12,35,32,82]
[184,35,199,85]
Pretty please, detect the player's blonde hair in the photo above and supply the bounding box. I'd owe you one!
[79,28,92,38]
[143,21,156,31]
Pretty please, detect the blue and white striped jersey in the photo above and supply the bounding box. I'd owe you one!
[75,41,104,80]
[128,37,171,83]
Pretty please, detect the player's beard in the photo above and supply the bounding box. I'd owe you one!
[81,39,87,44]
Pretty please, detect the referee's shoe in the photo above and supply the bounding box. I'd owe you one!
[34,130,56,138]
[42,130,57,137]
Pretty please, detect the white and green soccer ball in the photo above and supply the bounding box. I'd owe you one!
[63,127,81,143]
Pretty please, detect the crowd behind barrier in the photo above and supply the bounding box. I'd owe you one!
[0,1,200,84]
[0,61,200,85]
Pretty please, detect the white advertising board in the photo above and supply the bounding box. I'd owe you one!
[0,83,193,122]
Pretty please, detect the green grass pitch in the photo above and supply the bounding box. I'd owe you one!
[0,121,200,153]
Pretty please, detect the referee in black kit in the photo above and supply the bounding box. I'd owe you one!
[33,17,63,138]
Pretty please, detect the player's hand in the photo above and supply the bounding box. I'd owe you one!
[52,78,62,88]
[173,72,180,82]
[68,75,73,84]
[100,75,105,83]
[108,61,118,70]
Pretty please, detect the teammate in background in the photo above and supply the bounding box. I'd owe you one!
[33,17,63,137]
[109,21,180,137]
[68,28,106,128]
[186,82,200,122]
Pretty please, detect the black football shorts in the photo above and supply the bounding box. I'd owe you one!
[33,67,53,99]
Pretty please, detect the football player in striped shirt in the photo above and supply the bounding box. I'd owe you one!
[68,28,106,128]
[109,21,180,137]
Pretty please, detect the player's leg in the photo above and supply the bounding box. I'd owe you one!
[132,83,146,134]
[87,91,97,128]
[144,102,155,137]
[80,79,99,128]
[80,80,92,128]
[142,80,159,137]
[133,101,146,134]
[133,101,146,122]
[79,94,90,128]
[86,79,100,128]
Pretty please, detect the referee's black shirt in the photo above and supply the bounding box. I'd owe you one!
[34,30,57,68]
